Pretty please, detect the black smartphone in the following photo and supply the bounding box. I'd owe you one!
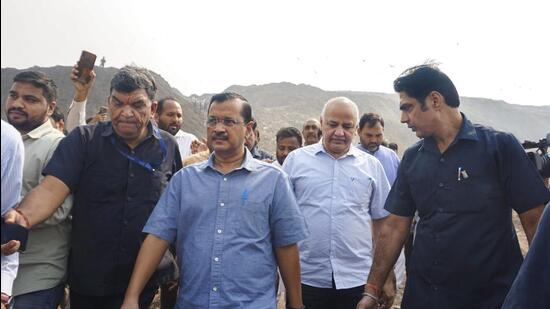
[1,221,29,252]
[76,50,97,83]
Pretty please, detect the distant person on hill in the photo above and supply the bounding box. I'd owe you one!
[358,64,550,309]
[65,64,96,133]
[302,118,322,145]
[246,118,275,161]
[100,57,106,68]
[274,127,302,167]
[4,66,182,309]
[154,97,198,159]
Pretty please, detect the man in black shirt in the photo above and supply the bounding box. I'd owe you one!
[5,66,182,308]
[357,64,550,309]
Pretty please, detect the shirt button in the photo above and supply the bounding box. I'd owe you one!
[439,157,445,163]
[212,287,218,292]
[217,229,223,234]
[432,285,438,291]
[223,178,227,182]
[437,208,443,212]
[131,150,136,154]
[438,182,444,188]
[220,203,225,207]
[214,257,220,262]
[127,196,133,202]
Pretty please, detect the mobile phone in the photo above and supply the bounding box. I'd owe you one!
[98,106,108,114]
[76,50,97,83]
[1,221,29,252]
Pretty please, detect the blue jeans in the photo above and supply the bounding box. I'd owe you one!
[12,284,65,309]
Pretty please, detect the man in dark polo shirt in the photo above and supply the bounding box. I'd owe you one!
[357,64,550,309]
[5,66,182,308]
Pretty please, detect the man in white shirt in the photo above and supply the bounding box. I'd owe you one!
[1,120,25,308]
[154,97,197,159]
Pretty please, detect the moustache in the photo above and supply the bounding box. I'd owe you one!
[8,108,27,116]
[211,134,229,140]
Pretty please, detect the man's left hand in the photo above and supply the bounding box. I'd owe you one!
[379,271,396,309]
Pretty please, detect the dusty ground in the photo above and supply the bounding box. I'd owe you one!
[150,212,529,309]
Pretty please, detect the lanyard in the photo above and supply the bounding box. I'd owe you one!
[110,126,167,173]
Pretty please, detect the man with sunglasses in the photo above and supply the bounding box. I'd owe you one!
[121,92,308,308]
[4,66,182,308]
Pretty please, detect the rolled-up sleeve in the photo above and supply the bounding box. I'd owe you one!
[143,171,182,243]
[269,172,308,247]
[369,159,391,220]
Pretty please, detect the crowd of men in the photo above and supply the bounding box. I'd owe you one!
[1,64,549,309]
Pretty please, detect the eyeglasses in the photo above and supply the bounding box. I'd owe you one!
[206,117,243,127]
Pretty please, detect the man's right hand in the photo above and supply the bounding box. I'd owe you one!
[70,64,96,102]
[356,295,379,309]
[3,209,29,228]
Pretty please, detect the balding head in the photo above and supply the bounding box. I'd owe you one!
[321,97,359,124]
[320,97,359,159]
[302,118,322,145]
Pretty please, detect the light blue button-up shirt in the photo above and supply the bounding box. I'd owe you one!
[357,144,400,185]
[144,149,308,308]
[283,142,390,289]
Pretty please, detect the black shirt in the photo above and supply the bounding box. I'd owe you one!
[385,114,550,309]
[43,121,182,296]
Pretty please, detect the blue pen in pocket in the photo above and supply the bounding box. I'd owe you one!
[241,189,249,206]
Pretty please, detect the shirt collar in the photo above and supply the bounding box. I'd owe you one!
[313,139,360,159]
[102,121,161,140]
[202,147,257,173]
[419,113,478,153]
[24,120,55,140]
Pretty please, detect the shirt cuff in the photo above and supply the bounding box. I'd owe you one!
[1,254,19,296]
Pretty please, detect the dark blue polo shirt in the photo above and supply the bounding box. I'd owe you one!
[385,114,550,308]
[43,121,182,296]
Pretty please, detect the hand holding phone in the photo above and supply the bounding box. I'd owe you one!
[1,221,29,253]
[76,50,97,84]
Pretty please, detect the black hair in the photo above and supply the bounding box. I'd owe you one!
[208,92,252,124]
[394,64,460,108]
[157,97,179,115]
[110,66,157,100]
[13,71,58,103]
[388,142,398,153]
[51,105,64,122]
[358,113,384,131]
[276,127,303,146]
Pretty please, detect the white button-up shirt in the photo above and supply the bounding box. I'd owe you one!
[283,142,390,289]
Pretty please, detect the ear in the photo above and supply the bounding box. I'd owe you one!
[430,91,444,110]
[150,100,158,115]
[47,101,56,117]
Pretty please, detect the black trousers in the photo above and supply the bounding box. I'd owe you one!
[302,278,364,309]
[69,286,157,309]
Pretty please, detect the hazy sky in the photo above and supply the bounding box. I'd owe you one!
[2,0,549,106]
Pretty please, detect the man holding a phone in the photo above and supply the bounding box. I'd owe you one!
[4,66,182,308]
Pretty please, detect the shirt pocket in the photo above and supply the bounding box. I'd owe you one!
[443,180,484,213]
[345,176,373,209]
[237,200,269,239]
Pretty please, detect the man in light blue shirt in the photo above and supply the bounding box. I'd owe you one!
[356,113,406,288]
[283,97,394,309]
[122,92,308,309]
[356,113,400,185]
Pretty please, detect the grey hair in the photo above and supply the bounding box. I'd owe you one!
[320,97,360,124]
